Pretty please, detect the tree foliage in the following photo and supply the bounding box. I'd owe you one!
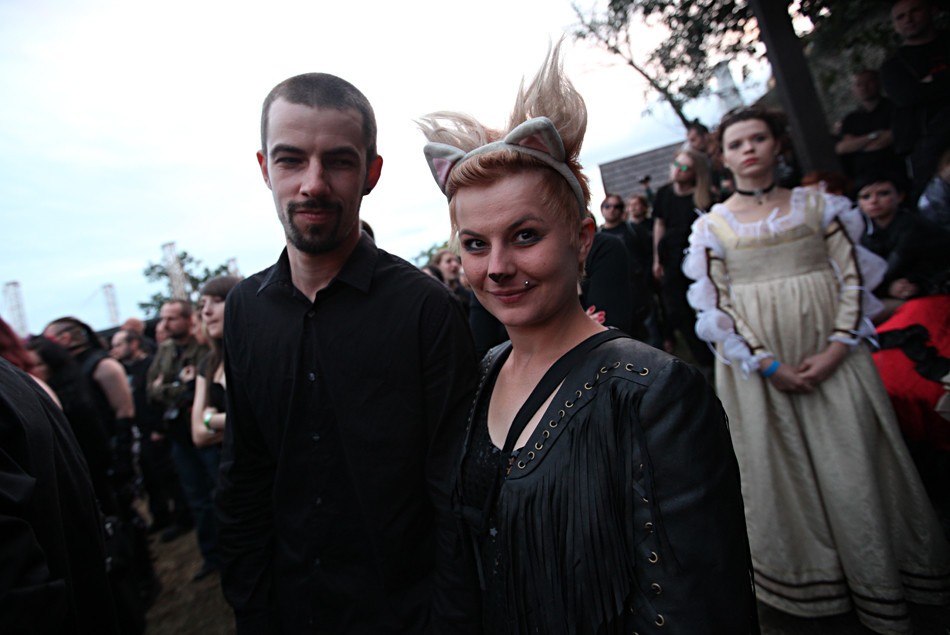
[570,0,910,129]
[139,250,231,317]
[413,239,452,266]
[571,0,760,128]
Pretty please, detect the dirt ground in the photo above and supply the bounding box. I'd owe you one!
[145,529,233,635]
[142,524,950,634]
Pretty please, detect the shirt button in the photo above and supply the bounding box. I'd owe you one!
[312,433,320,442]
[313,557,321,566]
[314,497,322,507]
[306,310,315,318]
[308,372,316,382]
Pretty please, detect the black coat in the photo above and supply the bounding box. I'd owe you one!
[458,334,758,634]
[0,358,119,634]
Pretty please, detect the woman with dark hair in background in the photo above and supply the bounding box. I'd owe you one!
[191,275,242,448]
[684,106,950,634]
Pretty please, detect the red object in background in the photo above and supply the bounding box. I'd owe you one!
[872,294,950,452]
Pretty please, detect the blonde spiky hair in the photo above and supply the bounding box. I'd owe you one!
[418,41,592,238]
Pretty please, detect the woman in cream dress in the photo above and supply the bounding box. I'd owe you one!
[683,107,950,635]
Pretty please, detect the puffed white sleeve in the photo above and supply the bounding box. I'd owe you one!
[818,192,887,344]
[682,214,774,378]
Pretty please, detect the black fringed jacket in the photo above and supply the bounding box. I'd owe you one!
[458,334,759,634]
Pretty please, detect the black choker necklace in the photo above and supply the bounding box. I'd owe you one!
[735,182,776,204]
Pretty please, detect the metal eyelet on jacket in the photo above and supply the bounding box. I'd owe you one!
[648,551,658,563]
[651,583,662,595]
[655,614,665,626]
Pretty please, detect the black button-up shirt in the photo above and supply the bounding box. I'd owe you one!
[217,234,479,634]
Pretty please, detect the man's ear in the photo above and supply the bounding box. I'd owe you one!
[364,156,383,195]
[257,150,272,190]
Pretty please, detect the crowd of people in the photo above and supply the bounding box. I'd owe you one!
[1,1,950,633]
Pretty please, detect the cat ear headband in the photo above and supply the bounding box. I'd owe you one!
[423,116,586,213]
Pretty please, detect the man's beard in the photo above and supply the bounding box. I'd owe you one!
[283,198,355,255]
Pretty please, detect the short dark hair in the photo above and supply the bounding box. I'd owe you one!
[854,170,908,194]
[261,73,378,166]
[119,328,143,349]
[687,120,710,136]
[163,299,193,319]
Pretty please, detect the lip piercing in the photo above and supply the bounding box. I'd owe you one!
[524,280,530,287]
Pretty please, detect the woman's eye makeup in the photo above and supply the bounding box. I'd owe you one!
[461,238,486,252]
[514,229,541,244]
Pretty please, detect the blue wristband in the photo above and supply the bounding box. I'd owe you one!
[760,359,780,378]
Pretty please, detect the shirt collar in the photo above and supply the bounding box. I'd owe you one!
[257,231,378,296]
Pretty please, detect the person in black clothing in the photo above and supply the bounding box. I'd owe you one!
[857,172,950,320]
[880,0,950,199]
[190,275,241,448]
[580,230,634,333]
[42,316,136,489]
[836,70,904,179]
[596,193,650,337]
[419,43,756,634]
[0,357,121,634]
[216,72,480,634]
[651,148,715,376]
[34,324,156,632]
[111,327,191,535]
[626,193,665,349]
[26,335,116,512]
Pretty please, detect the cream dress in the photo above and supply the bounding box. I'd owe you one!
[683,188,950,635]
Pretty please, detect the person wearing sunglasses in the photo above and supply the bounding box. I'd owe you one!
[651,148,716,378]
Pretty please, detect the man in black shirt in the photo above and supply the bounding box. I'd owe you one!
[880,0,950,198]
[836,70,903,180]
[216,73,479,634]
[596,193,650,337]
[112,328,190,535]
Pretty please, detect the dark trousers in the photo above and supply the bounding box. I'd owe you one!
[170,438,221,567]
[140,435,191,527]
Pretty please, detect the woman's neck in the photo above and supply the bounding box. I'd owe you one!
[734,172,774,194]
[506,307,604,372]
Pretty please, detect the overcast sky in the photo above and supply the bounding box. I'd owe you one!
[0,0,762,333]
